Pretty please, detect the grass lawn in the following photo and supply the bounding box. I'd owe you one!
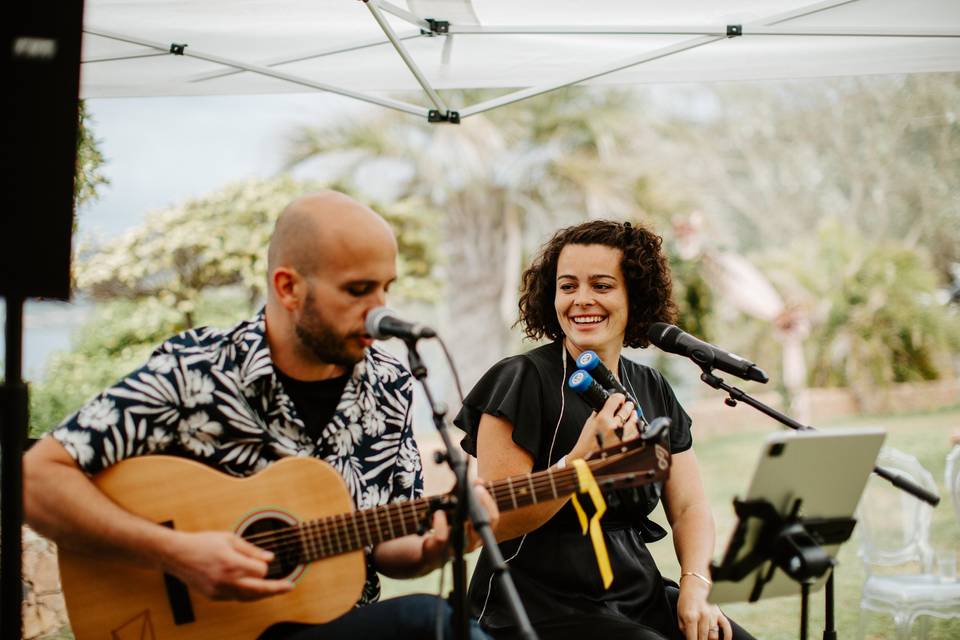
[383,405,960,639]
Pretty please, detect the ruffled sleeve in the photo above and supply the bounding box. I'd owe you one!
[456,354,544,461]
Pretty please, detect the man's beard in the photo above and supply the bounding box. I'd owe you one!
[295,294,364,368]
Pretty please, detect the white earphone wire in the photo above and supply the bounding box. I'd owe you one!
[477,346,568,624]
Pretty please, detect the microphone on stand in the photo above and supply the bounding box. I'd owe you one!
[647,322,769,383]
[365,307,436,342]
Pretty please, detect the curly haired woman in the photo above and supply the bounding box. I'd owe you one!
[456,220,753,640]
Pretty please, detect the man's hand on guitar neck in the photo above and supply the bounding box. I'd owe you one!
[161,530,295,601]
[374,479,499,578]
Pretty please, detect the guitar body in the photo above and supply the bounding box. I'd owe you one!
[58,456,365,640]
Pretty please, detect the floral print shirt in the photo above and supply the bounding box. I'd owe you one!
[52,311,423,605]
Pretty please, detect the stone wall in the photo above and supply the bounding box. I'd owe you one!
[22,527,69,639]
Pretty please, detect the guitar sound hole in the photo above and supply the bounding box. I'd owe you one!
[241,517,302,580]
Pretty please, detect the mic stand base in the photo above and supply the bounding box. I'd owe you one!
[403,338,537,640]
[800,581,810,640]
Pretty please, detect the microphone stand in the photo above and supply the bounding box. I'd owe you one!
[698,367,940,640]
[402,337,537,640]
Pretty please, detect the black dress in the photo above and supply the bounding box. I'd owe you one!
[456,341,694,639]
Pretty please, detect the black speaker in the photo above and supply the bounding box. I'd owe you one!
[1,1,85,300]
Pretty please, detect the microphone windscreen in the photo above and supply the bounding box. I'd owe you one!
[575,350,601,372]
[364,306,394,339]
[648,322,679,350]
[568,369,594,393]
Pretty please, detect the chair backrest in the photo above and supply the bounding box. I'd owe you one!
[946,445,960,527]
[856,446,938,571]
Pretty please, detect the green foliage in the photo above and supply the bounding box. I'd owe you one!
[30,176,441,434]
[76,176,441,327]
[669,74,960,279]
[284,87,695,380]
[75,101,109,207]
[759,219,960,390]
[667,253,715,340]
[29,293,250,436]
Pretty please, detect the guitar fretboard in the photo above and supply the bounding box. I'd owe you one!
[255,443,658,569]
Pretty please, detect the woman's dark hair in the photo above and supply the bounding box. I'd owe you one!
[517,219,678,348]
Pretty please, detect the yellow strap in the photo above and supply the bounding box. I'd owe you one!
[570,458,613,589]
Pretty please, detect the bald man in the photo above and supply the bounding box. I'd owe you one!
[24,192,495,639]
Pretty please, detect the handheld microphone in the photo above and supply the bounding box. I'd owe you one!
[364,307,437,342]
[567,370,610,413]
[575,351,645,422]
[647,323,769,383]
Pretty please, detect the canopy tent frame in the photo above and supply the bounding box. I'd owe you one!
[80,0,960,123]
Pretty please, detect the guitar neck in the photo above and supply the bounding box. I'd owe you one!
[273,465,584,564]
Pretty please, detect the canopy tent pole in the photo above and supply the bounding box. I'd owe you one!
[80,0,960,124]
[447,25,960,38]
[188,32,424,84]
[373,0,433,31]
[365,0,453,118]
[457,34,724,119]
[454,0,882,119]
[82,27,431,118]
[83,50,168,63]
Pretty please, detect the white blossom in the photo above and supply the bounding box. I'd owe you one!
[76,398,119,432]
[182,370,215,408]
[56,430,95,467]
[178,411,222,456]
[147,354,177,374]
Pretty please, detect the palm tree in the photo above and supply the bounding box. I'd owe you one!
[285,88,672,388]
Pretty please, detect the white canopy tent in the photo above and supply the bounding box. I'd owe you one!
[81,0,960,122]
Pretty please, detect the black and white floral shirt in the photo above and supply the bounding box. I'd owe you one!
[52,311,423,605]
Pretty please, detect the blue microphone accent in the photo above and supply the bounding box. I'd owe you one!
[576,350,601,372]
[568,369,611,414]
[573,351,645,422]
[568,369,595,392]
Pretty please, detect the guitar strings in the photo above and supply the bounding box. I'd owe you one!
[239,443,653,559]
[242,470,587,552]
[240,469,584,549]
[252,471,641,572]
[245,463,657,559]
[244,475,585,562]
[239,472,601,562]
[242,466,653,563]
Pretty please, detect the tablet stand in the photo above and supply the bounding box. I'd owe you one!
[698,368,938,640]
[711,496,857,640]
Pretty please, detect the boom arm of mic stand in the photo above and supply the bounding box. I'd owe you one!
[402,338,538,640]
[698,370,939,507]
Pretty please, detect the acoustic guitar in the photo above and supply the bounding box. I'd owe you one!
[58,420,671,640]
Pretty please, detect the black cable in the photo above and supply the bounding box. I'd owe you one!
[434,536,454,639]
[436,335,465,403]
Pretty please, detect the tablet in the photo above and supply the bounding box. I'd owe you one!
[709,427,886,604]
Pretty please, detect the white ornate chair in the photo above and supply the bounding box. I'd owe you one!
[947,445,960,527]
[856,447,960,639]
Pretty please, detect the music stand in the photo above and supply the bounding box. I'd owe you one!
[709,428,886,640]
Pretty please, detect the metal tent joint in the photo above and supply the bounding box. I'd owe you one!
[726,24,742,38]
[169,43,188,55]
[423,19,450,36]
[428,109,460,124]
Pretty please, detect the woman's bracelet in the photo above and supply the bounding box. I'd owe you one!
[680,571,713,587]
